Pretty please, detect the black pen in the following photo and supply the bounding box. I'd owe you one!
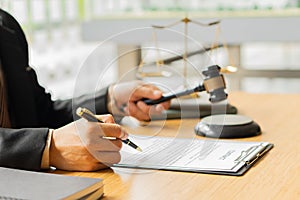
[76,107,142,152]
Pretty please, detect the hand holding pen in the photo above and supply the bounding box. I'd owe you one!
[76,107,142,152]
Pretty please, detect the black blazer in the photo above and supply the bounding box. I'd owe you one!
[0,9,109,171]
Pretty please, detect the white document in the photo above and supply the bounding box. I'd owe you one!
[114,136,272,174]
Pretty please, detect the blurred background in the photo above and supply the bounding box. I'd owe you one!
[1,0,300,100]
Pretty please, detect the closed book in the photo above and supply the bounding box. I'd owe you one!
[0,167,103,200]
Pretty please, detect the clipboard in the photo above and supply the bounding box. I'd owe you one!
[113,136,274,176]
[196,143,274,176]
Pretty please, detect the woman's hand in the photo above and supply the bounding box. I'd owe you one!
[50,114,127,171]
[108,81,171,121]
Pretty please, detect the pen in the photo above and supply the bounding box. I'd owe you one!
[76,107,142,152]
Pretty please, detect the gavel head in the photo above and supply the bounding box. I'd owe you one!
[202,65,228,102]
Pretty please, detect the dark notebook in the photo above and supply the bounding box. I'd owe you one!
[152,95,237,120]
[0,167,103,200]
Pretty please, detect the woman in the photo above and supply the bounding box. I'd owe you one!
[0,8,170,171]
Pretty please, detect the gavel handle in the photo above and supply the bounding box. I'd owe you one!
[142,85,205,105]
[142,94,176,105]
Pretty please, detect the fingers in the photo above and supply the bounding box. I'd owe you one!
[51,119,125,171]
[95,114,115,123]
[79,119,128,151]
[83,120,128,139]
[126,83,171,121]
[158,100,171,110]
[98,123,128,139]
[112,81,170,121]
[124,101,165,121]
[131,84,163,101]
[123,101,150,121]
[124,99,170,121]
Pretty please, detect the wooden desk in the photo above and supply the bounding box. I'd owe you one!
[54,92,300,199]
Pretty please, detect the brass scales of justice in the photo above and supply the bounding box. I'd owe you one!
[135,16,238,101]
[136,16,237,80]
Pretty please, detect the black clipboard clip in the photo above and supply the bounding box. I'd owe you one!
[234,144,270,165]
[245,145,273,166]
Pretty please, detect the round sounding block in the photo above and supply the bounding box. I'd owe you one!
[194,114,261,138]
